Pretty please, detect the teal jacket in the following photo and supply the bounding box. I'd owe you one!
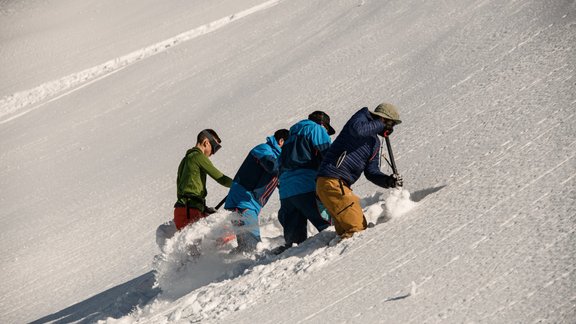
[224,135,282,213]
[279,119,332,198]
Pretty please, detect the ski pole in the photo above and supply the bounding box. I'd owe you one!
[215,196,227,210]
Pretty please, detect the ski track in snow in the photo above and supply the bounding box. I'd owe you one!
[0,0,283,124]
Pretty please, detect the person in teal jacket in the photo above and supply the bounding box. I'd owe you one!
[174,129,232,230]
[224,129,290,253]
[276,111,335,252]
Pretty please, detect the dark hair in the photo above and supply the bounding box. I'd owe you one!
[274,129,290,142]
[197,129,221,144]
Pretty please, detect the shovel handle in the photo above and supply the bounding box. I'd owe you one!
[384,136,398,175]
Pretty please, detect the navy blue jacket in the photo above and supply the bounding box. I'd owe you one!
[224,136,282,213]
[279,119,332,198]
[317,107,395,188]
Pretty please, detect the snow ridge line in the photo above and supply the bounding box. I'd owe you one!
[0,0,282,121]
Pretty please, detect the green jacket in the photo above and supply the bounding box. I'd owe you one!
[176,147,232,211]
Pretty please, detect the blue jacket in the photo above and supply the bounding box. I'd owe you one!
[318,107,394,188]
[279,119,332,199]
[224,136,282,213]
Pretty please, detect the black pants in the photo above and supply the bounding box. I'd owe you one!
[278,192,330,246]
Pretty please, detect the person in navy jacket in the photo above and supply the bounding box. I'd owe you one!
[276,111,335,252]
[316,103,403,240]
[224,129,290,253]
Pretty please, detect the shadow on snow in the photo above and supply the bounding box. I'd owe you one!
[30,271,159,324]
[30,231,334,323]
[410,185,446,202]
[30,188,443,323]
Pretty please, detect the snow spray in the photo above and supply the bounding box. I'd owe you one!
[153,212,243,299]
[384,187,416,218]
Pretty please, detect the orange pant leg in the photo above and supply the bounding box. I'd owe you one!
[174,207,206,230]
[316,177,367,238]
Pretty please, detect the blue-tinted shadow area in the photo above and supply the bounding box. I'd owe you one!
[410,185,446,202]
[30,271,159,324]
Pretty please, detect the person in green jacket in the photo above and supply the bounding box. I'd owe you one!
[174,129,233,230]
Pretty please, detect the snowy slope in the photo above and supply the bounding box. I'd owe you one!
[0,0,270,98]
[1,0,575,323]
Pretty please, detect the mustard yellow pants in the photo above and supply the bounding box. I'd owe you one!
[316,177,367,238]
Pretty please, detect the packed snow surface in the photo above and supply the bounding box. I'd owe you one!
[0,0,574,323]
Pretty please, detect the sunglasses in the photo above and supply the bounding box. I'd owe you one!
[202,131,221,155]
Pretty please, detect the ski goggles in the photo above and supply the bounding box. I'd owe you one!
[201,130,221,155]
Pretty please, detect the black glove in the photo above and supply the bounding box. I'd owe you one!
[204,206,217,215]
[392,174,403,187]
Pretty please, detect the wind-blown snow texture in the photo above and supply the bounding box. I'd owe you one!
[1,0,574,323]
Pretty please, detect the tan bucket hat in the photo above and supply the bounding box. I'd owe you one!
[372,103,401,124]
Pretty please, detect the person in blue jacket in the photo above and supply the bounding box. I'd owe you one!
[316,103,403,240]
[224,129,290,253]
[276,111,335,253]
